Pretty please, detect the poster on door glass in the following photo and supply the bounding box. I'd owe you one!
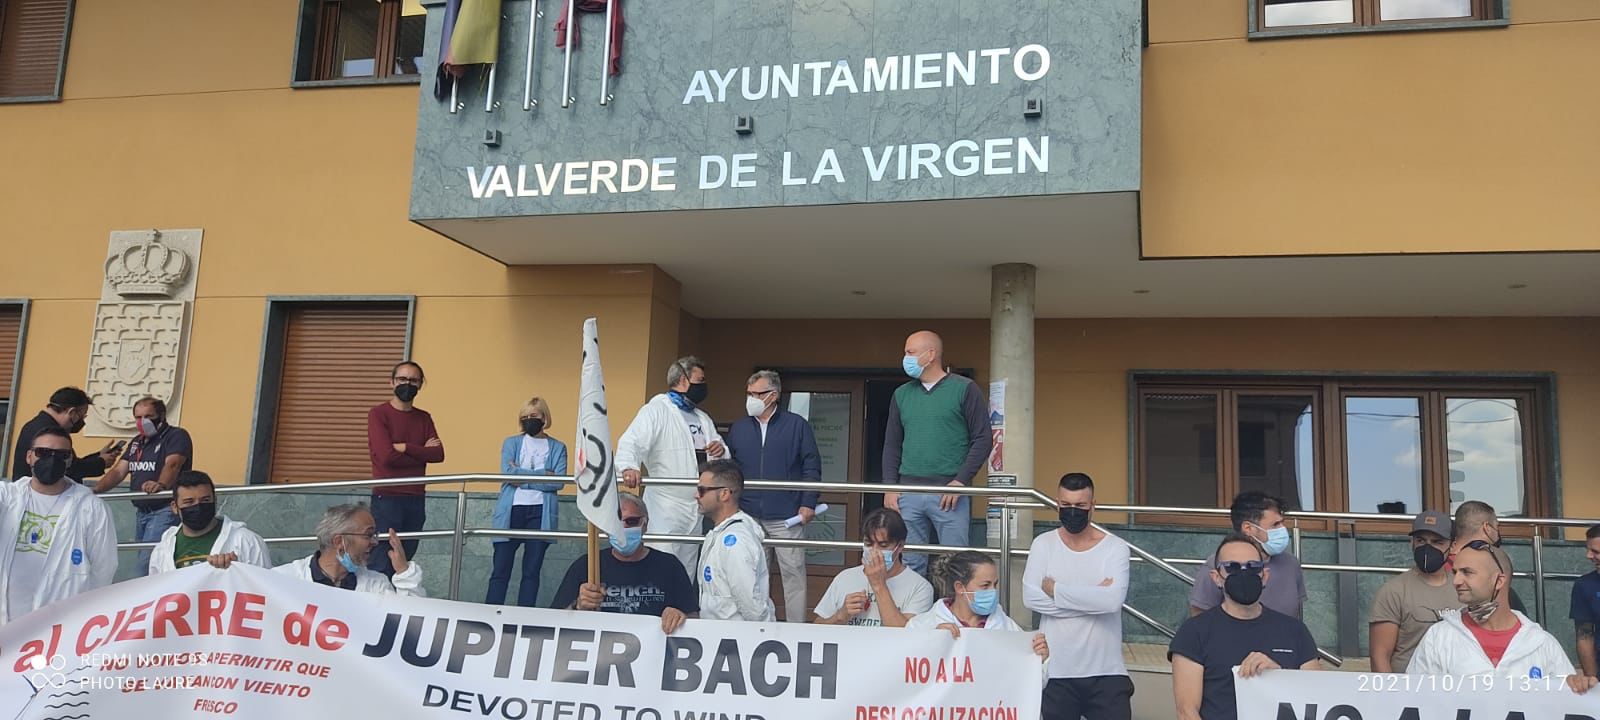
[796,392,850,565]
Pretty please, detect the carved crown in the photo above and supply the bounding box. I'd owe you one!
[105,230,191,298]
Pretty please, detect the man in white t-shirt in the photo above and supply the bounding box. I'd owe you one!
[814,508,934,628]
[1023,473,1133,720]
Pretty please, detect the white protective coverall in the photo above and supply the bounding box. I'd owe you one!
[1409,608,1575,679]
[148,515,273,574]
[0,477,118,625]
[616,392,727,577]
[275,553,426,597]
[697,510,776,622]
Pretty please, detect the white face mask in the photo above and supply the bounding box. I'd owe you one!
[745,395,767,417]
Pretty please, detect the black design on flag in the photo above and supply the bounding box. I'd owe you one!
[574,318,623,538]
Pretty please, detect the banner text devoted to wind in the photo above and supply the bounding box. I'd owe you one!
[0,565,1041,720]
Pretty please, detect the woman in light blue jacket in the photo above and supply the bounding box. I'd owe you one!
[487,396,567,607]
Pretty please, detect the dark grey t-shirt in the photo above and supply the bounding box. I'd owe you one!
[1169,607,1318,720]
[1188,550,1307,619]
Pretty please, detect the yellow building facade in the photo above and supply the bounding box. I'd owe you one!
[0,0,1596,656]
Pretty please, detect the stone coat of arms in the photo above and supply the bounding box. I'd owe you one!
[84,229,201,435]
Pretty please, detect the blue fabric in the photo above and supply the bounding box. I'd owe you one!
[727,409,822,521]
[492,435,567,543]
[133,506,179,578]
[897,493,970,577]
[368,494,426,576]
[486,505,550,606]
[1571,571,1600,671]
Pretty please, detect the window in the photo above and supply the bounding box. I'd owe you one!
[0,0,74,101]
[294,0,425,84]
[1136,375,1548,526]
[247,300,411,484]
[0,302,24,473]
[1256,0,1501,31]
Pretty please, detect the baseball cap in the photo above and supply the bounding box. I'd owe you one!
[1410,510,1453,538]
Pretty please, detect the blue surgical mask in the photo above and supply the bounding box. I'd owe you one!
[902,354,925,380]
[881,549,896,571]
[337,550,361,574]
[610,527,644,555]
[1261,526,1291,556]
[966,588,999,616]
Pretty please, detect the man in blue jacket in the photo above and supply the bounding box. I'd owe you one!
[727,370,821,623]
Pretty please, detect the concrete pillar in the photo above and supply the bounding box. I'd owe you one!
[989,263,1035,617]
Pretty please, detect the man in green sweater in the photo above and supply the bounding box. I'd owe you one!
[883,330,992,577]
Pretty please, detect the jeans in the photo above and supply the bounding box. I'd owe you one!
[369,494,427,576]
[134,505,179,577]
[897,492,970,577]
[486,505,550,607]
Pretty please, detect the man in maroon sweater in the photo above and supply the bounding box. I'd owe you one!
[367,360,445,576]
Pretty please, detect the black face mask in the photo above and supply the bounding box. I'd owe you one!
[1413,544,1447,574]
[1223,570,1265,606]
[394,384,419,403]
[67,417,86,433]
[31,454,68,485]
[1060,507,1091,534]
[685,382,709,406]
[521,418,545,436]
[180,502,218,532]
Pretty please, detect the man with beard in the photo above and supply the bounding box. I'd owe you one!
[276,503,425,595]
[1169,534,1320,720]
[9,386,119,482]
[1570,525,1600,677]
[1410,541,1593,693]
[148,470,272,573]
[1024,473,1133,720]
[0,427,117,625]
[366,361,444,576]
[1368,511,1461,673]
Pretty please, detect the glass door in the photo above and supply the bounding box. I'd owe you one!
[780,379,865,618]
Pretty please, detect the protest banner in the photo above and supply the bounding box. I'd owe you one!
[1237,668,1600,720]
[0,565,1041,719]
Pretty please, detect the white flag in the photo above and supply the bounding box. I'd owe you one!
[573,318,623,539]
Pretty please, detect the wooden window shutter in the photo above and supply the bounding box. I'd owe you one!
[267,303,408,484]
[0,305,20,401]
[0,0,73,99]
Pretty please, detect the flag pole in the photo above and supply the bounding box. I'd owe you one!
[523,0,540,111]
[587,522,601,586]
[560,0,576,107]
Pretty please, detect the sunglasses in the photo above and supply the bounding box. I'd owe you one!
[694,485,729,497]
[30,448,73,461]
[1219,560,1266,576]
[621,516,645,528]
[1462,539,1506,573]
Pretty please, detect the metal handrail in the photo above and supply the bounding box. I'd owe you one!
[96,473,1214,652]
[1089,502,1600,530]
[1015,499,1600,659]
[101,473,1600,667]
